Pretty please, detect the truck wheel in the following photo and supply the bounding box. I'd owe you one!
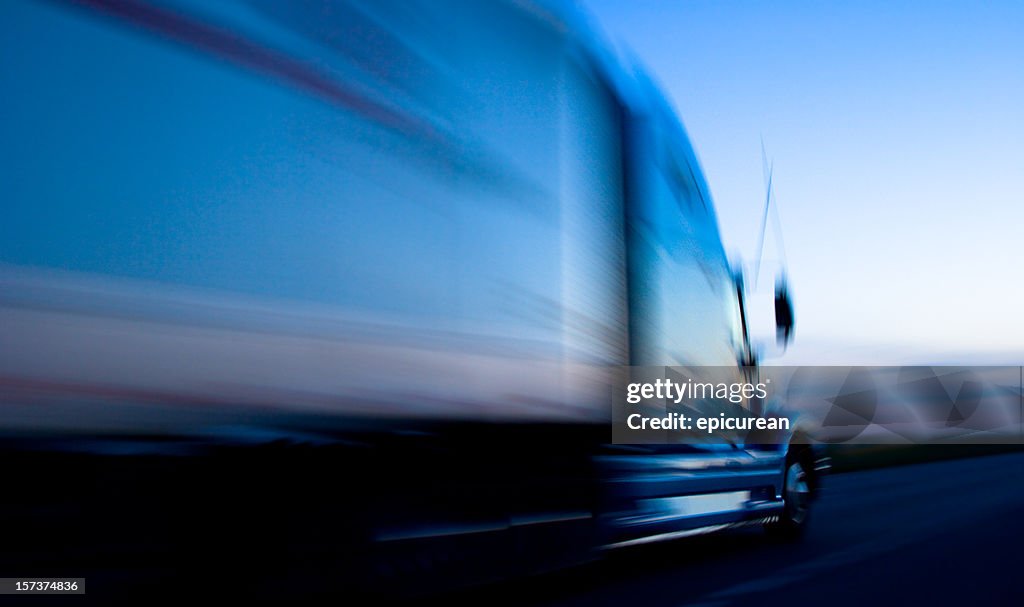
[765,448,812,539]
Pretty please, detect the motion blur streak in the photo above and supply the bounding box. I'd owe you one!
[62,0,437,137]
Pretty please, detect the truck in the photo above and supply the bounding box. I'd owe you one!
[0,0,819,598]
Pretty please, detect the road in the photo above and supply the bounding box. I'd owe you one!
[448,451,1024,606]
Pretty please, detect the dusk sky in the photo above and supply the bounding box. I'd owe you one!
[586,0,1024,364]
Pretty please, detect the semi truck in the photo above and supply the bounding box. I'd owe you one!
[0,0,819,598]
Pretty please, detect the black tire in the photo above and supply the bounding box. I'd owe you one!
[765,446,813,540]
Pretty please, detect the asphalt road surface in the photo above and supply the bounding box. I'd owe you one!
[447,451,1024,606]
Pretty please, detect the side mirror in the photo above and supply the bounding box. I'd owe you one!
[774,279,794,345]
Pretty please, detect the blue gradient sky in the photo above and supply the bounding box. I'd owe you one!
[586,0,1024,364]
